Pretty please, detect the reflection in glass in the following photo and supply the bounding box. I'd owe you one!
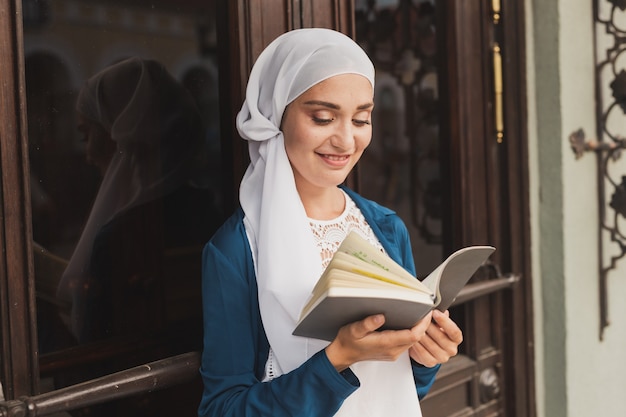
[56,57,218,344]
[355,0,443,277]
[24,1,221,415]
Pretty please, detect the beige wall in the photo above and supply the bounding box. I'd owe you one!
[527,0,626,416]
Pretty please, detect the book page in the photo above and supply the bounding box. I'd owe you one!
[302,268,428,319]
[421,246,496,310]
[336,232,432,294]
[327,252,426,290]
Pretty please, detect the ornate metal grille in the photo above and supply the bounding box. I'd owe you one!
[570,0,626,339]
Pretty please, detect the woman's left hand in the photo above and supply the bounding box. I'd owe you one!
[409,309,463,368]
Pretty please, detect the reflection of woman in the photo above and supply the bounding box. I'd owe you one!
[58,57,219,343]
[199,29,462,417]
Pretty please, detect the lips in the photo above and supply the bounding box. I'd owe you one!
[317,153,352,169]
[321,154,350,161]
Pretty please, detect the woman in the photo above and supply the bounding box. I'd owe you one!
[199,28,462,417]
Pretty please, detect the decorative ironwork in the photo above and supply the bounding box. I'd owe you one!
[570,0,626,339]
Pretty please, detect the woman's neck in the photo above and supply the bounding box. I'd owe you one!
[298,185,345,221]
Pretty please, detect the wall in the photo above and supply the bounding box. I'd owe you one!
[527,0,626,416]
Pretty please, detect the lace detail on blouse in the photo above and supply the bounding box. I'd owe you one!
[309,190,385,269]
[262,347,277,382]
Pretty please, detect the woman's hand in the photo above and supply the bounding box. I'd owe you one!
[409,310,463,368]
[325,311,434,372]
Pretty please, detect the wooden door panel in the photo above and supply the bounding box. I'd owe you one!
[301,0,354,32]
[421,273,519,416]
[0,0,39,398]
[421,354,477,417]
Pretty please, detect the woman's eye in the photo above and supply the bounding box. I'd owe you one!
[352,119,371,126]
[312,116,333,125]
[310,115,371,126]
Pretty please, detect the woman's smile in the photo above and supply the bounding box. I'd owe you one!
[281,73,374,196]
[318,152,351,165]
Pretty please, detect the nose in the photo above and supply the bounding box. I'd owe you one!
[330,120,355,151]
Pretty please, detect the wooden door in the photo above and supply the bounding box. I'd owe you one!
[0,0,533,416]
[223,1,534,416]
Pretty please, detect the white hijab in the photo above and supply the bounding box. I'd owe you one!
[237,29,421,416]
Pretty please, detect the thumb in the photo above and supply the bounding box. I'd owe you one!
[414,311,433,333]
[352,314,385,338]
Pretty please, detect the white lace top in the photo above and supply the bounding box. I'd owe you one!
[264,190,384,380]
[309,190,385,268]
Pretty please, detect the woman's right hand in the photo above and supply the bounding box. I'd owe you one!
[324,312,433,372]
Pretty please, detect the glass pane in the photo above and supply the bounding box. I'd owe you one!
[23,0,223,414]
[355,0,443,277]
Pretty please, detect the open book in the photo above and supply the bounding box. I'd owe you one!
[292,232,496,341]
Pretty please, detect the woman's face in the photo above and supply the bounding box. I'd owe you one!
[77,114,117,177]
[281,73,374,195]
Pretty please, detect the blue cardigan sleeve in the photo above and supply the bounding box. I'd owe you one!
[198,215,359,417]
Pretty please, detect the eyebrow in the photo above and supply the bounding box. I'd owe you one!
[302,100,374,111]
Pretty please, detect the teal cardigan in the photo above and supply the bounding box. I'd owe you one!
[198,186,439,417]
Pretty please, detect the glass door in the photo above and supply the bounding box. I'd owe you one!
[21,0,224,415]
